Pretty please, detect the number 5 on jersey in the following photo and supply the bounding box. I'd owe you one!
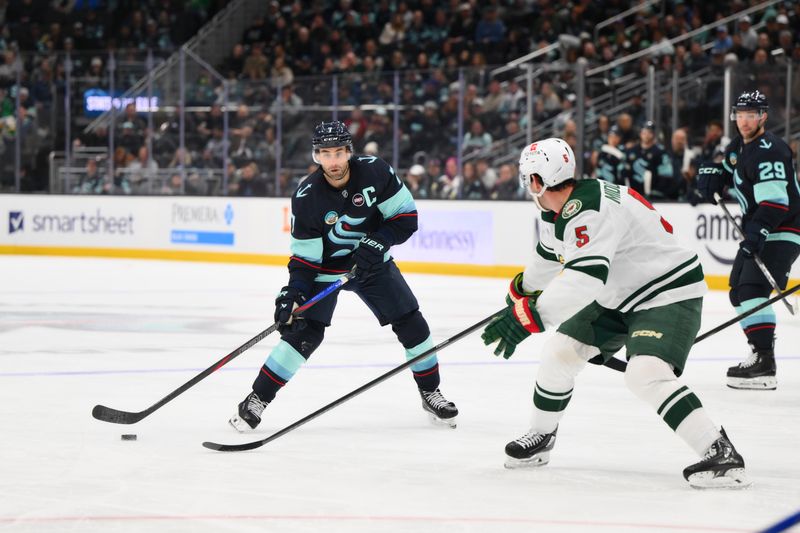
[575,225,590,247]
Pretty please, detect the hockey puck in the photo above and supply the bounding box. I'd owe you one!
[121,434,137,441]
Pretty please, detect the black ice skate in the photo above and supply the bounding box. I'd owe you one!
[504,427,558,468]
[727,345,776,390]
[229,391,269,432]
[683,427,750,489]
[419,389,458,428]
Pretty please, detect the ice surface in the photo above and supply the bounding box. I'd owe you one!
[1,256,799,532]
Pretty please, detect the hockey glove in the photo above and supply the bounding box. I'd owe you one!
[740,222,769,258]
[274,286,307,334]
[506,272,542,306]
[481,297,544,359]
[696,162,726,205]
[354,233,389,278]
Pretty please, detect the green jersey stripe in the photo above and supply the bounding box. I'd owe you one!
[615,255,700,312]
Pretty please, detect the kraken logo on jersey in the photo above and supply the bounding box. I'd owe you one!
[328,214,366,257]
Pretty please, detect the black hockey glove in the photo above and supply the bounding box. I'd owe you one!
[740,222,769,258]
[354,233,389,278]
[274,286,307,334]
[696,162,726,205]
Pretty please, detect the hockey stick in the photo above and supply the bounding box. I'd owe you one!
[713,193,796,315]
[92,269,356,425]
[202,308,506,452]
[605,281,800,373]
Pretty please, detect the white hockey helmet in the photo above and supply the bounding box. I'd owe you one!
[518,138,576,210]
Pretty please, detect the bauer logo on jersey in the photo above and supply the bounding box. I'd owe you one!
[352,193,365,207]
[729,153,737,166]
[561,199,582,219]
[324,211,339,225]
[632,329,664,339]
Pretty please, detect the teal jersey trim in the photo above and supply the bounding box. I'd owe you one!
[736,297,775,329]
[265,340,307,381]
[753,180,789,206]
[766,231,800,245]
[290,236,323,263]
[378,185,416,219]
[405,335,438,372]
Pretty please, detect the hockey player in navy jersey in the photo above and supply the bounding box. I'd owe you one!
[696,90,800,390]
[229,120,458,431]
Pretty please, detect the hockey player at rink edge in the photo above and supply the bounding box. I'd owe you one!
[481,138,750,489]
[229,120,458,432]
[695,89,800,391]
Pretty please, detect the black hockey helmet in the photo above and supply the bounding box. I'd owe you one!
[730,90,769,120]
[641,120,656,132]
[312,120,353,151]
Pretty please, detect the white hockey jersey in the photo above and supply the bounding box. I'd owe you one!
[522,179,707,328]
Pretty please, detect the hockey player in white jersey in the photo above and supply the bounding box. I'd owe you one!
[481,138,749,489]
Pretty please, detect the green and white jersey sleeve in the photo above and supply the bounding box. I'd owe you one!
[520,211,565,294]
[533,180,706,327]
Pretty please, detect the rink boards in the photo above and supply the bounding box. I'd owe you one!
[1,193,798,290]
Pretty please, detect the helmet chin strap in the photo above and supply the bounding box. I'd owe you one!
[529,183,551,212]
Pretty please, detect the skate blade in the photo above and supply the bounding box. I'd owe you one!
[504,452,550,469]
[727,376,777,390]
[228,414,252,433]
[427,412,457,429]
[687,468,751,489]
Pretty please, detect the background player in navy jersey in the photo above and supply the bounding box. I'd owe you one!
[696,90,800,390]
[229,120,458,431]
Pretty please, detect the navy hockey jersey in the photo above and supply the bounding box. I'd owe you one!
[287,155,418,290]
[722,131,800,243]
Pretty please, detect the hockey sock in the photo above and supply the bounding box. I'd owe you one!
[735,297,775,351]
[625,356,719,455]
[530,333,589,433]
[405,335,440,391]
[252,340,308,402]
[393,311,440,391]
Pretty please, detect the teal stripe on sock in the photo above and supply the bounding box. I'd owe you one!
[265,341,306,381]
[405,335,438,372]
[736,298,775,329]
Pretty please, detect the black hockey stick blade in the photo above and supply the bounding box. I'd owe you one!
[202,309,505,452]
[92,270,355,425]
[92,404,148,425]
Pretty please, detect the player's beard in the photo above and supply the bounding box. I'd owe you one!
[324,162,350,185]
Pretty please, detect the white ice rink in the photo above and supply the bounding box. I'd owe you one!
[1,256,799,533]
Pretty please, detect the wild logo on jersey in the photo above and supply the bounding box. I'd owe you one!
[328,214,366,257]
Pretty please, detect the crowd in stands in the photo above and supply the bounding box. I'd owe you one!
[1,0,799,201]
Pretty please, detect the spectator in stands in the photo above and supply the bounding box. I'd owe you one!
[404,163,429,199]
[431,156,462,200]
[623,121,676,200]
[74,157,104,194]
[669,127,697,201]
[490,162,520,200]
[243,43,268,80]
[476,158,498,191]
[737,16,758,52]
[461,160,486,199]
[462,119,492,156]
[127,145,158,192]
[230,162,267,197]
